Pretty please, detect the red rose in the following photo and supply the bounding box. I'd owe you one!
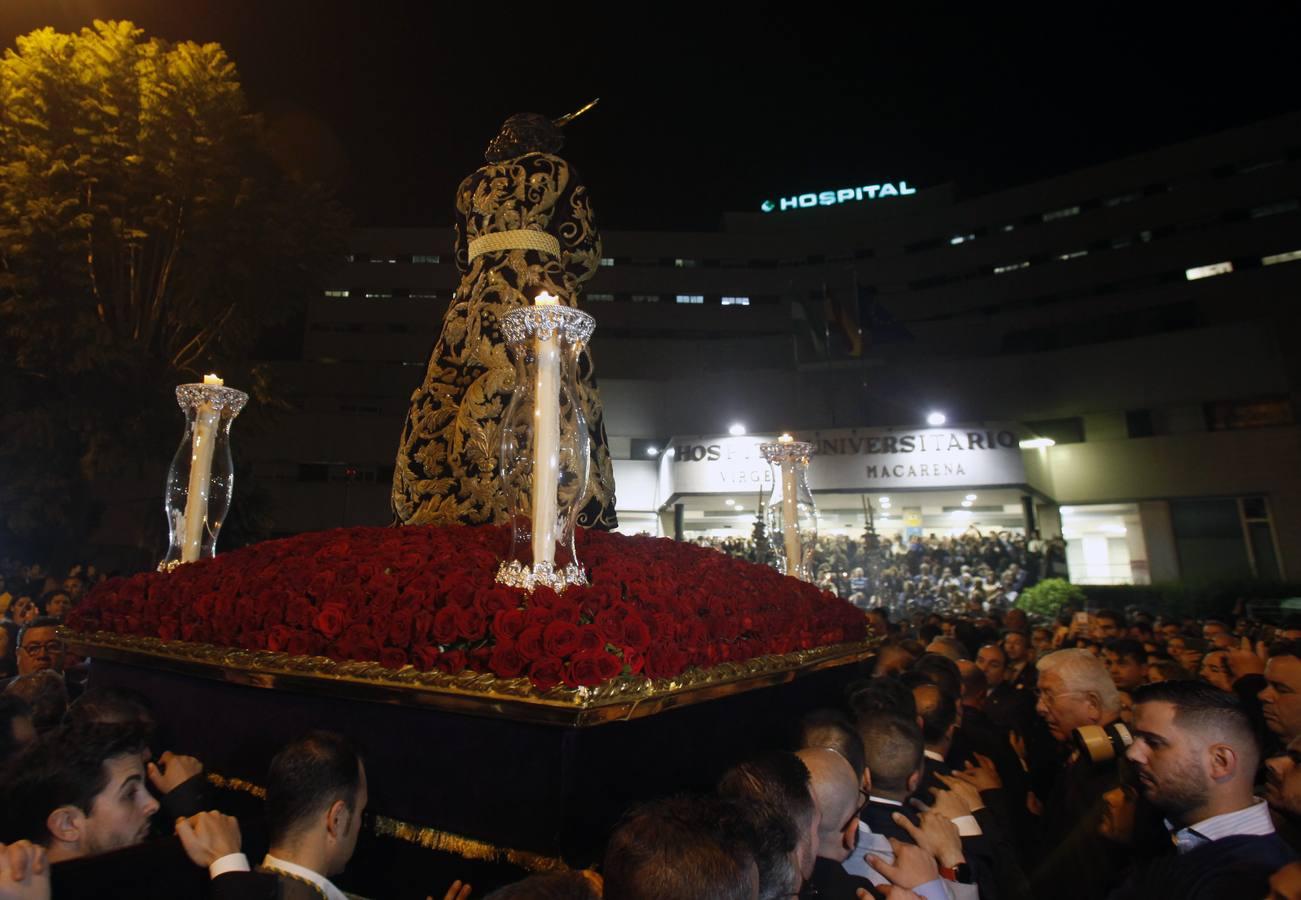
[411,644,441,671]
[314,603,347,639]
[457,605,488,641]
[285,631,310,657]
[412,610,434,643]
[158,618,179,642]
[432,606,460,645]
[543,621,580,658]
[474,586,516,616]
[267,625,293,652]
[524,606,554,628]
[489,640,526,678]
[570,649,621,687]
[594,608,627,644]
[576,625,604,654]
[388,609,414,647]
[621,615,651,653]
[437,649,468,674]
[528,657,566,691]
[493,608,526,641]
[548,598,579,624]
[516,625,545,661]
[443,580,476,609]
[380,647,409,670]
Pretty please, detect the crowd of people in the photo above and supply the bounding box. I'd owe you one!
[695,529,1070,613]
[5,586,1301,899]
[0,562,101,683]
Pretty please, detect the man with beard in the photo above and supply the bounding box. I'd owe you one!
[1110,681,1295,898]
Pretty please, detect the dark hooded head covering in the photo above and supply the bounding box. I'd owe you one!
[485,113,564,163]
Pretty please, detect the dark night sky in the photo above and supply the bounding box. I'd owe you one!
[3,1,1300,230]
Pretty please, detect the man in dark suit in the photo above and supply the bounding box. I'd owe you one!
[1110,681,1296,898]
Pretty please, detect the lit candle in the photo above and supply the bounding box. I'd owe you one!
[777,434,802,577]
[203,373,224,386]
[532,293,560,569]
[181,388,222,562]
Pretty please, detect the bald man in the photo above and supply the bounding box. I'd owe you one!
[795,748,877,898]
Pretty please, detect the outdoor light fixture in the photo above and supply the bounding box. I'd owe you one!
[965,494,977,501]
[646,446,659,456]
[961,500,973,508]
[728,423,746,435]
[724,498,735,506]
[1019,437,1056,449]
[927,411,946,426]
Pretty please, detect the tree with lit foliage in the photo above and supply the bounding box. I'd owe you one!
[0,20,347,556]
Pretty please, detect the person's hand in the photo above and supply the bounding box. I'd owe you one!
[1099,786,1137,843]
[867,837,941,889]
[148,751,204,795]
[861,887,922,899]
[923,786,971,820]
[1009,731,1029,769]
[937,773,985,812]
[895,808,964,867]
[955,752,1002,791]
[428,881,471,900]
[0,841,51,900]
[175,811,242,867]
[1027,790,1044,816]
[1225,648,1265,680]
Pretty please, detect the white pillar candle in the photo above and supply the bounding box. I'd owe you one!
[181,397,221,562]
[778,434,802,576]
[532,293,560,568]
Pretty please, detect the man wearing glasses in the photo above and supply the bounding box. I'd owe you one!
[796,748,876,898]
[13,618,64,680]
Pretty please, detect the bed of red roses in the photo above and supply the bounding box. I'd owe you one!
[67,525,868,690]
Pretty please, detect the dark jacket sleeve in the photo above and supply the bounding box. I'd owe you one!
[208,871,281,900]
[160,771,212,821]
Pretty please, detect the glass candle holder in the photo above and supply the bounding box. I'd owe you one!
[495,304,596,592]
[160,382,249,570]
[759,436,818,582]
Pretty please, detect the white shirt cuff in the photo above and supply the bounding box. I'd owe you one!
[952,814,983,837]
[209,853,251,879]
[913,879,953,900]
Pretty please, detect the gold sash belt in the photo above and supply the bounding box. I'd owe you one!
[467,229,560,262]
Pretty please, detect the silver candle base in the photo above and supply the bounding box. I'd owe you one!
[494,560,590,594]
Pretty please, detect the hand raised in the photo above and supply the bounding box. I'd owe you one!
[956,752,1001,791]
[175,811,242,868]
[0,841,50,900]
[428,880,471,900]
[148,750,204,795]
[896,808,965,868]
[867,837,941,889]
[936,773,985,812]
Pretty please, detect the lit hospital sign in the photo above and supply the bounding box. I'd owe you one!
[662,425,1026,497]
[760,182,917,213]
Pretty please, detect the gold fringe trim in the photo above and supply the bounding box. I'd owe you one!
[206,772,566,873]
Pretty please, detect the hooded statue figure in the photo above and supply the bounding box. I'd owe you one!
[392,112,617,529]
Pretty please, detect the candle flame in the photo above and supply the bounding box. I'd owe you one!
[203,373,224,386]
[535,291,560,307]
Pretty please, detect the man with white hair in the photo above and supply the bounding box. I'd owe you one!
[1029,649,1160,900]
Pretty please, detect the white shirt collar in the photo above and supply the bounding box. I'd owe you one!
[923,748,945,763]
[263,854,348,900]
[1168,798,1275,854]
[868,795,904,806]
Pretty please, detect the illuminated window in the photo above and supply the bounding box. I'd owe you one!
[412,254,440,263]
[343,254,356,262]
[587,293,615,302]
[993,261,1030,274]
[676,294,704,304]
[674,258,698,268]
[1042,205,1080,222]
[721,296,750,306]
[323,289,349,298]
[949,233,975,245]
[364,291,392,299]
[600,258,615,267]
[1263,250,1301,266]
[409,291,439,298]
[372,257,398,264]
[632,294,660,303]
[1185,262,1233,281]
[1104,191,1141,207]
[1056,250,1088,261]
[1250,200,1298,218]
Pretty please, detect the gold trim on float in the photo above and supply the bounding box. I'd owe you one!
[60,628,875,727]
[205,773,567,873]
